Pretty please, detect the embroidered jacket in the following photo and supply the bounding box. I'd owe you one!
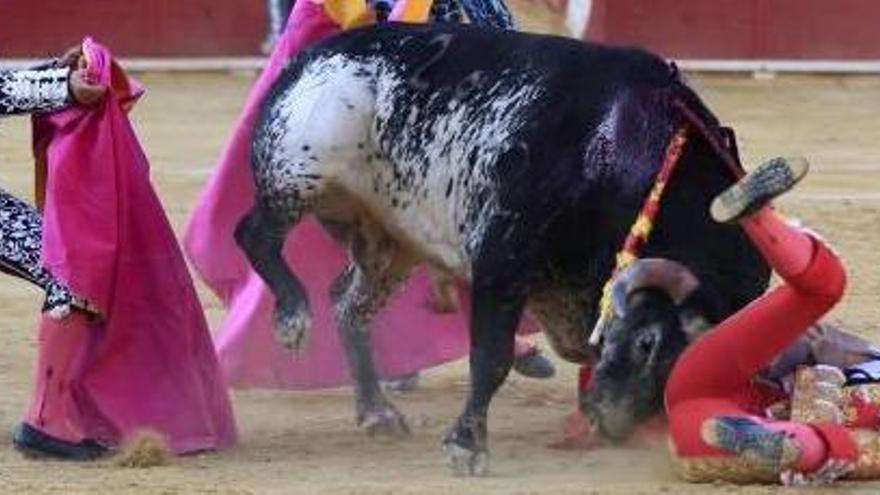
[0,63,70,115]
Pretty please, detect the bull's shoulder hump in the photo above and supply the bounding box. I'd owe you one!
[307,24,671,77]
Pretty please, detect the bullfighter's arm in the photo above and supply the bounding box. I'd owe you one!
[458,0,515,29]
[763,321,880,386]
[0,66,70,116]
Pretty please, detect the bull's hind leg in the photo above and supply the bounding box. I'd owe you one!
[236,202,313,350]
[241,50,377,349]
[328,216,417,436]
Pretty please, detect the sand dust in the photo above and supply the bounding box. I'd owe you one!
[1,8,879,494]
[114,430,173,469]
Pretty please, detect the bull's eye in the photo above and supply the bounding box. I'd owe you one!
[635,333,656,357]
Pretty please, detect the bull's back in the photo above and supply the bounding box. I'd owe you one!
[255,23,686,276]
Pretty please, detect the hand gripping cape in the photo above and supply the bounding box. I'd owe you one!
[24,38,237,453]
[183,0,538,389]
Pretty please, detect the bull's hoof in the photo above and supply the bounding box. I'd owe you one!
[360,407,411,437]
[274,306,312,352]
[442,442,489,477]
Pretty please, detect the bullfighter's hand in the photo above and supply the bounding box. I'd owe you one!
[69,69,106,107]
[57,45,84,69]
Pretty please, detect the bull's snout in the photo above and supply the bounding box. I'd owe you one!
[582,394,637,443]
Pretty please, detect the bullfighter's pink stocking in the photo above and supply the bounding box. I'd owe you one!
[740,207,813,278]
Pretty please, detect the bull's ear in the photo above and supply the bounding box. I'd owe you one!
[677,286,721,342]
[679,308,712,341]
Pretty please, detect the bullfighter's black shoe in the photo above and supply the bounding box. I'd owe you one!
[12,422,108,461]
[513,347,556,379]
[710,156,809,224]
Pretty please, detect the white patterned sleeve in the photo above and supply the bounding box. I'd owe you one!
[0,66,70,115]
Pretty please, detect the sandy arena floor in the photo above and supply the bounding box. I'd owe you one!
[1,14,880,495]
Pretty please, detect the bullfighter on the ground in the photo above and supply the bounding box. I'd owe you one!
[664,158,880,484]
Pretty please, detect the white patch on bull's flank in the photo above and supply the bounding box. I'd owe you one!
[260,53,546,278]
[367,67,546,274]
[260,55,377,197]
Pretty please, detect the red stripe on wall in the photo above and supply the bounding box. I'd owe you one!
[4,0,880,59]
[584,0,880,60]
[1,0,267,58]
[762,0,880,59]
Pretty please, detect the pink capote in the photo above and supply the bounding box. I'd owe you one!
[184,1,538,389]
[24,38,237,453]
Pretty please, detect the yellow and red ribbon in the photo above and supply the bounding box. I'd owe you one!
[589,126,689,345]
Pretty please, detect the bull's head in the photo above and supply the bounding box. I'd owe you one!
[582,258,713,441]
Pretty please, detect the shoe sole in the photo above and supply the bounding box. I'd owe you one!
[710,156,809,223]
[701,417,802,471]
[513,350,556,379]
[12,441,53,460]
[381,374,421,393]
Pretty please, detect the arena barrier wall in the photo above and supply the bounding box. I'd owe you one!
[0,0,266,58]
[570,0,880,61]
[3,0,879,72]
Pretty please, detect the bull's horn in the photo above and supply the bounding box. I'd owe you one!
[588,312,612,346]
[610,258,700,316]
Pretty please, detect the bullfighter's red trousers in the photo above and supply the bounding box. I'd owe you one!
[665,207,857,469]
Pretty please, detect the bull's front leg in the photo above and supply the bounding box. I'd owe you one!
[442,282,524,476]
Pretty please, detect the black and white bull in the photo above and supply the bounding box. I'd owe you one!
[236,23,770,475]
